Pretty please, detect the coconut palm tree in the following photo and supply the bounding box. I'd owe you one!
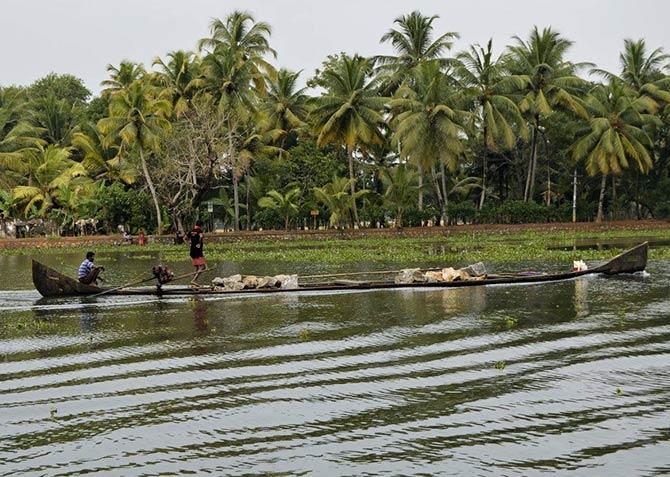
[98,81,171,232]
[0,88,44,184]
[594,39,670,109]
[258,187,301,230]
[313,176,368,228]
[153,50,200,118]
[199,45,259,230]
[311,54,386,224]
[506,27,589,202]
[389,60,470,219]
[571,80,657,222]
[261,69,309,147]
[12,145,88,217]
[30,94,80,146]
[382,164,420,228]
[375,10,458,93]
[238,129,283,229]
[72,123,135,185]
[101,61,146,96]
[198,10,276,92]
[454,39,528,208]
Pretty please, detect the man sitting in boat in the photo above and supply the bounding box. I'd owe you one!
[78,252,105,285]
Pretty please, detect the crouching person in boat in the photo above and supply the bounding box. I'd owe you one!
[78,251,104,286]
[187,220,206,287]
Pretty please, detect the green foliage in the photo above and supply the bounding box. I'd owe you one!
[447,201,477,224]
[92,182,154,233]
[258,188,301,229]
[314,176,368,228]
[383,164,420,227]
[2,12,670,234]
[478,200,570,224]
[27,73,91,105]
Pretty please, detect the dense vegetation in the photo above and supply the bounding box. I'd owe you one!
[1,10,670,235]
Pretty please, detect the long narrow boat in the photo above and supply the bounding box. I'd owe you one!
[32,242,648,298]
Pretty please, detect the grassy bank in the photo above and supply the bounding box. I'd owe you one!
[6,227,670,265]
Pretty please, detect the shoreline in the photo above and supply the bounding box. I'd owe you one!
[1,219,669,250]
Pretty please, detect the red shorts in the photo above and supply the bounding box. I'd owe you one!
[191,257,206,266]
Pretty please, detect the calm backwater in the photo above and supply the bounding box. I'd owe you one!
[1,251,669,476]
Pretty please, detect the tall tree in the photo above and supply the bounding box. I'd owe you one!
[153,50,200,118]
[390,60,470,219]
[311,54,386,224]
[375,10,458,93]
[199,46,256,230]
[506,27,588,202]
[261,68,309,148]
[198,10,276,92]
[572,81,657,222]
[197,11,276,230]
[101,61,146,97]
[98,81,171,232]
[455,39,527,208]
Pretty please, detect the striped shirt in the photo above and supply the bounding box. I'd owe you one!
[78,259,94,278]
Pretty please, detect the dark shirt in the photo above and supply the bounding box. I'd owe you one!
[188,227,204,258]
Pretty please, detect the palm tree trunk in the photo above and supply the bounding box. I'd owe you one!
[524,121,539,203]
[417,163,424,211]
[232,174,240,231]
[139,147,162,234]
[347,145,359,226]
[479,126,487,210]
[227,123,240,231]
[543,133,551,206]
[479,153,487,210]
[431,165,445,223]
[440,161,448,216]
[596,174,607,223]
[572,168,577,223]
[245,174,251,230]
[611,176,618,220]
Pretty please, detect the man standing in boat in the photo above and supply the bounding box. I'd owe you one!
[187,220,206,287]
[78,252,104,286]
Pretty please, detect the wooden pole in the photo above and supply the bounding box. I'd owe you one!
[299,267,444,280]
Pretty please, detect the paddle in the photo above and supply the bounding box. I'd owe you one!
[89,266,215,298]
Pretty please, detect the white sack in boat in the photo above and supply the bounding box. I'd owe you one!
[242,275,259,289]
[212,274,244,291]
[573,260,588,271]
[257,276,280,289]
[395,268,424,284]
[274,274,299,289]
[424,271,445,282]
[441,267,461,282]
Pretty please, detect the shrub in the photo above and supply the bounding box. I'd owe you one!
[447,201,477,225]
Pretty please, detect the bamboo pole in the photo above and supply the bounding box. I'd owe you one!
[299,267,443,280]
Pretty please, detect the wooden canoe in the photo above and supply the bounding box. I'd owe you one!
[32,242,648,298]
